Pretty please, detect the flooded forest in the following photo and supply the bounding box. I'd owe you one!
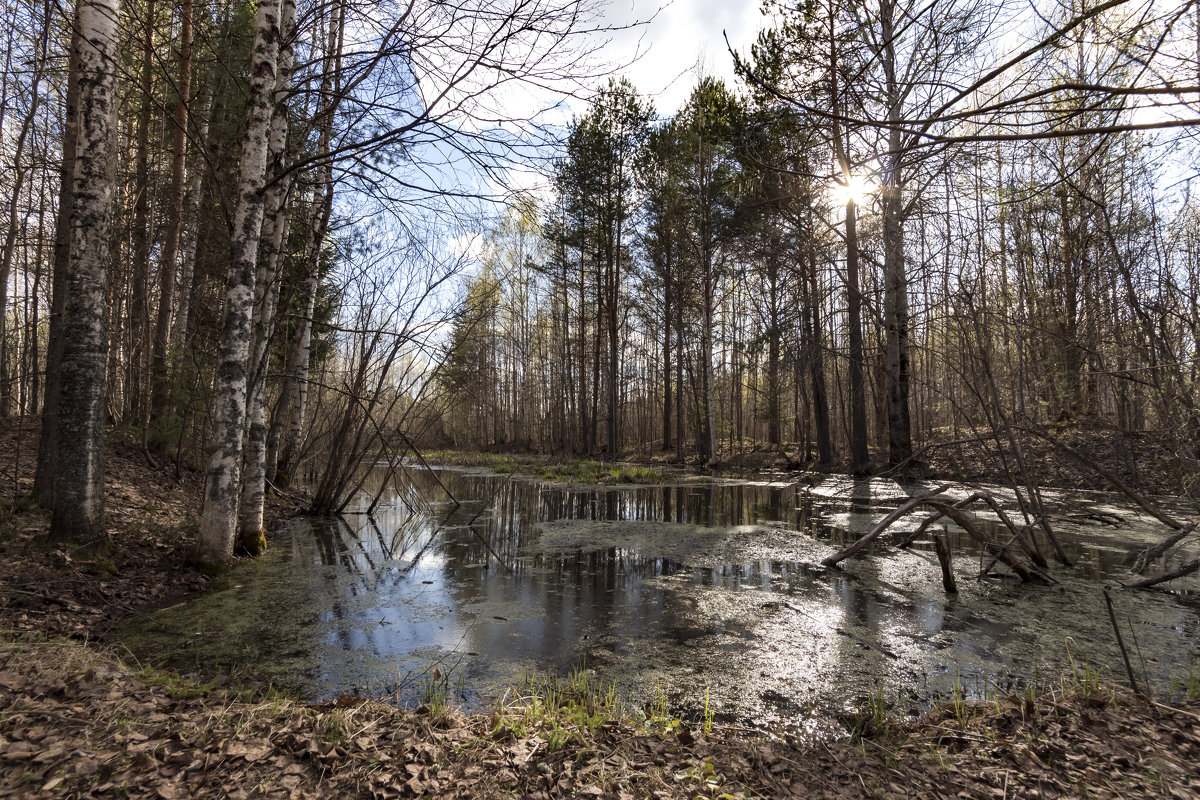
[2,0,1200,796]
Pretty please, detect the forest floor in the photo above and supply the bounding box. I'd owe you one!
[2,419,1200,798]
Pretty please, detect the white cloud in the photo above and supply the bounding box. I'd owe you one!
[600,0,768,115]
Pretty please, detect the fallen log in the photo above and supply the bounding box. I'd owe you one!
[1123,557,1200,589]
[822,486,1039,581]
[923,501,1037,582]
[897,491,1047,569]
[1132,523,1197,574]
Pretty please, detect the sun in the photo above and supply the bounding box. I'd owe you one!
[830,174,875,207]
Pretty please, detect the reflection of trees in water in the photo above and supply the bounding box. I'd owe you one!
[321,470,1156,583]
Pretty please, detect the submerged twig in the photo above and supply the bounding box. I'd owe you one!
[1103,589,1144,699]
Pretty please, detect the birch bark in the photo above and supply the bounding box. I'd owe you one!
[50,0,121,544]
[237,0,296,553]
[270,0,343,487]
[194,0,282,567]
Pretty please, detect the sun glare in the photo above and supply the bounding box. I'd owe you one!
[831,174,875,207]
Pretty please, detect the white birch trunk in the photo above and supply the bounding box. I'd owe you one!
[194,0,282,567]
[49,0,120,544]
[237,0,296,552]
[274,255,319,484]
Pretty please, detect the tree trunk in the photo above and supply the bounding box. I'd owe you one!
[882,177,912,467]
[35,11,81,507]
[129,0,157,426]
[50,0,121,545]
[879,3,912,467]
[238,0,297,554]
[195,0,282,568]
[150,0,193,430]
[766,250,781,447]
[272,0,342,483]
[607,202,621,456]
[846,199,869,474]
[807,231,833,464]
[701,256,717,463]
[170,87,212,347]
[662,243,672,450]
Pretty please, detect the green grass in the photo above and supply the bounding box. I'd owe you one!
[1169,669,1200,702]
[536,459,663,485]
[420,450,665,484]
[137,665,217,700]
[490,665,698,753]
[134,661,293,704]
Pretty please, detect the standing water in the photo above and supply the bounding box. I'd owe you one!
[115,467,1200,734]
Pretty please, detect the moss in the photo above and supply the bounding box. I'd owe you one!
[137,665,216,700]
[235,530,268,557]
[530,460,663,485]
[420,451,664,485]
[83,558,119,576]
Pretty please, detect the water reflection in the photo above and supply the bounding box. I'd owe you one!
[116,467,1200,733]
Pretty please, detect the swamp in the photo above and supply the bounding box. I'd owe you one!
[4,0,1200,794]
[116,465,1200,736]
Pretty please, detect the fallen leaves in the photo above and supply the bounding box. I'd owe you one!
[7,638,1195,800]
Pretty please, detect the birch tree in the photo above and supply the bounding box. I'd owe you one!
[194,0,282,567]
[49,0,121,544]
[237,0,297,554]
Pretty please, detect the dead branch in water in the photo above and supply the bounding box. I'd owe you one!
[898,491,1049,570]
[821,485,952,566]
[822,486,1041,581]
[1131,523,1197,575]
[1103,589,1144,699]
[1123,557,1200,589]
[922,500,1038,582]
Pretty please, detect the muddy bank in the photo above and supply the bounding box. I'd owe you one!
[2,636,1198,799]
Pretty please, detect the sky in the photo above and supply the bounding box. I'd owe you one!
[428,0,778,275]
[477,0,770,207]
[599,0,769,117]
